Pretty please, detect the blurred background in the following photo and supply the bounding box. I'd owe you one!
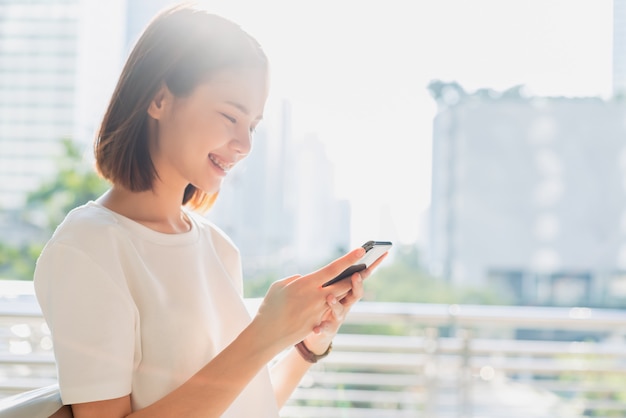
[2,1,626,416]
[1,0,624,308]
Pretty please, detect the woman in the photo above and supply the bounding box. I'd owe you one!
[34,4,387,418]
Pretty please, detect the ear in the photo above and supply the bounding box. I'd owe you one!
[147,83,171,120]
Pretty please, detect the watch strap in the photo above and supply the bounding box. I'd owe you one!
[295,340,332,363]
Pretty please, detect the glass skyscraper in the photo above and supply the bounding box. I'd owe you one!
[613,0,626,96]
[0,0,80,210]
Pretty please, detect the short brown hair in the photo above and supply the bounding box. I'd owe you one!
[95,4,267,211]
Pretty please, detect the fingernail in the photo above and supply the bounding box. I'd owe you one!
[330,295,338,305]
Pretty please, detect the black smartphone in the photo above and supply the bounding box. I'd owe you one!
[322,240,393,287]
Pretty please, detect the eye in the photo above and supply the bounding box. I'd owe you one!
[220,113,237,124]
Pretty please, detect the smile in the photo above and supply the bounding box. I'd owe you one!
[209,154,234,172]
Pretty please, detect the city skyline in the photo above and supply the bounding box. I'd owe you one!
[198,0,614,246]
[0,0,616,248]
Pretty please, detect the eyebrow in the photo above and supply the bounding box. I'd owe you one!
[225,100,263,121]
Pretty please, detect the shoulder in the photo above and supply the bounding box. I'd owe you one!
[187,210,239,253]
[34,203,135,311]
[47,202,125,247]
[37,202,131,278]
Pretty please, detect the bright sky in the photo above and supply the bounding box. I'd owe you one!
[198,0,614,246]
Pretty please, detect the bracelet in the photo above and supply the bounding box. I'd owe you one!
[294,340,333,363]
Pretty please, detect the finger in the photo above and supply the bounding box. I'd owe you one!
[326,276,354,298]
[336,289,351,301]
[340,273,364,307]
[314,246,366,286]
[312,304,331,334]
[312,324,323,334]
[326,293,339,308]
[335,275,358,300]
[326,294,346,321]
[320,308,334,323]
[350,273,364,301]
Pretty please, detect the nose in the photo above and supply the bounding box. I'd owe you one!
[231,129,252,157]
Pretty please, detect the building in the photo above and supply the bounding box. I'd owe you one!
[0,0,134,211]
[0,0,168,235]
[291,133,351,272]
[0,0,82,210]
[428,81,626,306]
[614,0,626,96]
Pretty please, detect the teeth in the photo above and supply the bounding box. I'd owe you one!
[209,154,233,172]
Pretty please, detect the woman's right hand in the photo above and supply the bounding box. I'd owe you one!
[251,246,366,350]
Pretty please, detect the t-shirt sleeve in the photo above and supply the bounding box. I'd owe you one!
[34,241,138,405]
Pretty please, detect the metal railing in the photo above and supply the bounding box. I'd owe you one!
[2,281,626,417]
[280,303,626,418]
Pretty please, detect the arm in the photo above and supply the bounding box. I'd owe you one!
[73,319,282,418]
[270,277,359,409]
[270,300,339,409]
[270,345,318,409]
[271,252,389,408]
[70,247,368,418]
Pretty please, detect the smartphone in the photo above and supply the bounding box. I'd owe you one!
[322,240,393,287]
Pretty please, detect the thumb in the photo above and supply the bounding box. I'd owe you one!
[315,246,366,286]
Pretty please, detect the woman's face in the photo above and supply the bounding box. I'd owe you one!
[148,68,267,196]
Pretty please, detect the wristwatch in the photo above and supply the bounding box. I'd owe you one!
[295,340,333,363]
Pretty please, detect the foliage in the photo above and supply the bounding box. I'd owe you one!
[23,138,108,234]
[242,244,508,306]
[558,353,626,417]
[0,138,108,280]
[0,241,44,282]
[362,244,506,305]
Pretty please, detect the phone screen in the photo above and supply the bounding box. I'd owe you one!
[322,241,392,287]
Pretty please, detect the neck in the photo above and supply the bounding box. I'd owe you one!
[97,183,191,234]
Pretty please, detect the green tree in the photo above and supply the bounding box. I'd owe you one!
[23,138,108,234]
[0,138,108,280]
[243,244,509,304]
[0,241,43,281]
[362,244,506,305]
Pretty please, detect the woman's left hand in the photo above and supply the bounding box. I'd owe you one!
[303,252,388,355]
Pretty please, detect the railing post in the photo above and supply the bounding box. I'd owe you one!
[424,326,439,417]
[459,328,472,418]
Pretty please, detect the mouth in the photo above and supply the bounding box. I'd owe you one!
[208,153,234,173]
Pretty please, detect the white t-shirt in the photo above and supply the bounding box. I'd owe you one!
[34,201,279,417]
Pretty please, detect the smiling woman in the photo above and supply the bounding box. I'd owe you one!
[31,4,389,418]
[144,68,266,208]
[94,7,268,214]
